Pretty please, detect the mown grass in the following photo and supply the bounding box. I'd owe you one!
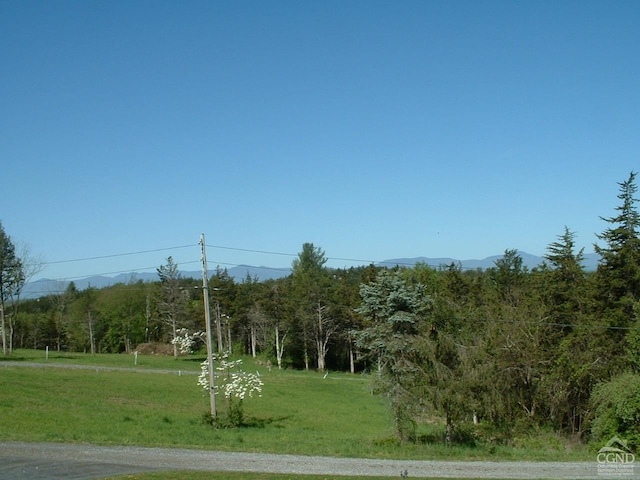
[1,347,204,372]
[0,349,591,462]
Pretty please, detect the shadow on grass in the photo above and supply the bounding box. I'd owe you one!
[242,415,292,429]
[0,355,26,361]
[180,356,208,363]
[202,412,292,429]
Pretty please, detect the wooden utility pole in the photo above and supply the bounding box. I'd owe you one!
[200,234,216,418]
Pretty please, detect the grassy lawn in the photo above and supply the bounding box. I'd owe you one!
[0,349,590,462]
[1,348,205,372]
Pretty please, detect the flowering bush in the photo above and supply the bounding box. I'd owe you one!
[198,352,263,427]
[198,353,263,399]
[171,328,205,354]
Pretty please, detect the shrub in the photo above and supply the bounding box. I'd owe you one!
[590,371,640,450]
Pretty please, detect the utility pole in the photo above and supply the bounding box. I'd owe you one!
[200,234,216,418]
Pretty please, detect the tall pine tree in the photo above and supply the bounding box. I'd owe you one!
[594,171,640,328]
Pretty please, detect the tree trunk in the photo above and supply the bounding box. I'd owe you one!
[250,325,257,358]
[9,313,14,354]
[88,311,95,354]
[215,303,224,352]
[145,295,152,343]
[316,339,326,371]
[172,318,178,357]
[314,303,334,372]
[303,326,310,370]
[1,303,6,356]
[349,340,355,374]
[275,324,285,370]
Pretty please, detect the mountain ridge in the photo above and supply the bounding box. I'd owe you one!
[22,251,600,298]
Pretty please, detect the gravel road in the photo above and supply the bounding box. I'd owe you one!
[0,441,606,479]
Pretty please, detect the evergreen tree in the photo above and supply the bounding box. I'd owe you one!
[545,226,587,326]
[594,171,640,328]
[490,249,525,306]
[291,243,333,370]
[354,269,432,441]
[536,227,591,432]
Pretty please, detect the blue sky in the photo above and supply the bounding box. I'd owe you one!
[2,0,639,281]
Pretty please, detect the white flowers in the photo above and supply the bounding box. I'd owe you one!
[198,352,263,400]
[171,328,205,354]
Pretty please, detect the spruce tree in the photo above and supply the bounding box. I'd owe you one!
[545,226,587,325]
[594,171,640,328]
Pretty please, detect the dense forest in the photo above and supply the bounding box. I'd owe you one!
[2,172,640,448]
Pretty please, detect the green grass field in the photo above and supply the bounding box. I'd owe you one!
[0,349,590,471]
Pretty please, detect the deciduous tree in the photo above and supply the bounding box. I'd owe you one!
[157,256,185,357]
[0,222,24,355]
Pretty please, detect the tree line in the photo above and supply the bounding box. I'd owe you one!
[2,172,639,448]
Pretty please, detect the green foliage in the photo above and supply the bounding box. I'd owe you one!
[489,249,525,305]
[628,313,640,372]
[290,243,335,371]
[0,221,24,356]
[594,171,640,328]
[355,270,437,441]
[590,372,640,449]
[203,399,246,429]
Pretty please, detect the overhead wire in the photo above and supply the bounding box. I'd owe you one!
[204,244,450,269]
[19,244,638,332]
[28,244,196,267]
[27,241,430,281]
[23,240,577,286]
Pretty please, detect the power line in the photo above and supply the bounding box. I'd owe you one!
[29,244,196,267]
[205,243,446,269]
[25,240,548,284]
[31,260,201,282]
[28,239,493,274]
[207,244,298,258]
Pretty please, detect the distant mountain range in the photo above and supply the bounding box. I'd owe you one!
[22,265,292,298]
[22,252,600,299]
[379,251,600,271]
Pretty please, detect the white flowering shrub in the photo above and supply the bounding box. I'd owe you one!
[198,352,264,427]
[171,328,205,354]
[198,353,263,399]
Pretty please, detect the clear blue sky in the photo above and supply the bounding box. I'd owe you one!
[2,0,639,281]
